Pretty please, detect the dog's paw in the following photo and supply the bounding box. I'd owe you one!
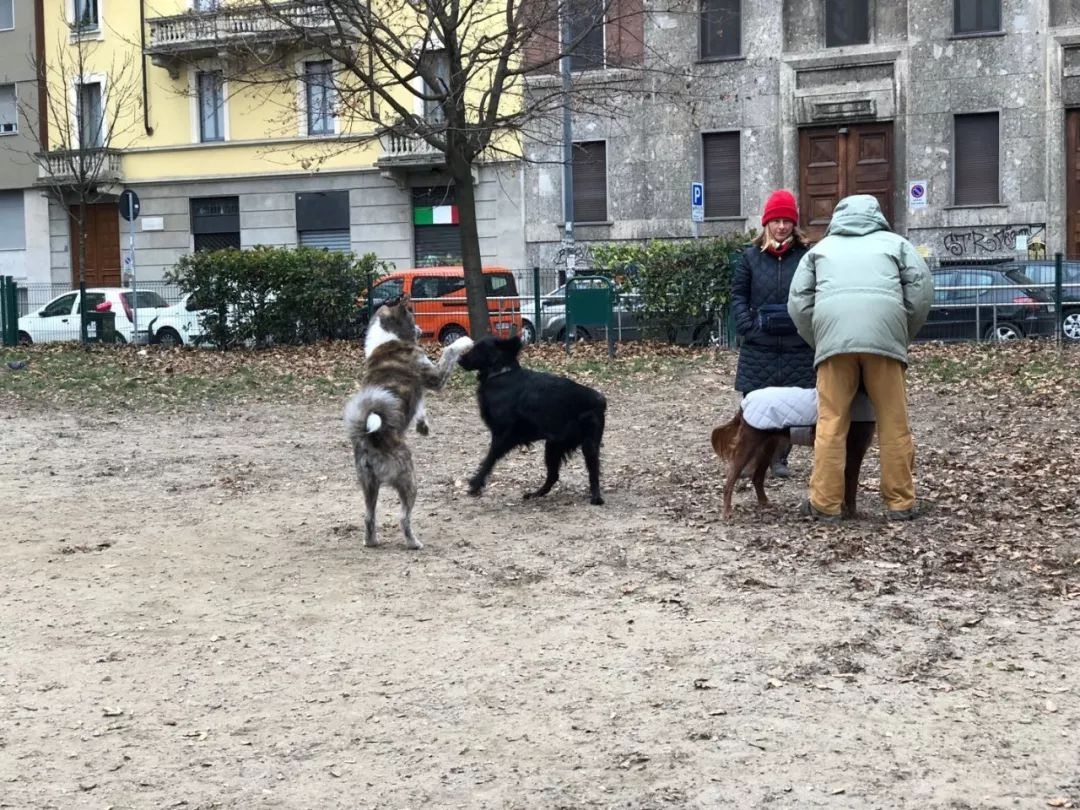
[406,538,424,551]
[415,420,430,436]
[467,479,484,497]
[590,495,605,506]
[447,336,474,354]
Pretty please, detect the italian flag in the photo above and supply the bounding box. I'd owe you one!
[414,205,459,225]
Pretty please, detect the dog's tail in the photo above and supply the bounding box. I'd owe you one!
[710,411,745,461]
[344,386,403,444]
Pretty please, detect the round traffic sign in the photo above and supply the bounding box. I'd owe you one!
[119,189,141,222]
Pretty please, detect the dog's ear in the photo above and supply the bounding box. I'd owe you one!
[497,335,523,357]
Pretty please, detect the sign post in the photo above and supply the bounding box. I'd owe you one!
[118,189,141,343]
[691,181,704,238]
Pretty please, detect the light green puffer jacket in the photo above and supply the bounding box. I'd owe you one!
[787,195,933,367]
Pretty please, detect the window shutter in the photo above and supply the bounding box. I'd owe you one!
[572,141,607,223]
[299,229,351,252]
[954,113,999,206]
[607,0,645,68]
[702,132,740,218]
[700,0,740,59]
[521,0,560,74]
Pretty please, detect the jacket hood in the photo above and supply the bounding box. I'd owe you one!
[825,194,892,237]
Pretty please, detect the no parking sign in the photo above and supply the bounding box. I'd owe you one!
[908,180,928,210]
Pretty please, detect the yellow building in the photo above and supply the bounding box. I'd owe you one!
[39,0,525,286]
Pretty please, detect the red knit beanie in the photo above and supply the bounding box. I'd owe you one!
[761,190,799,226]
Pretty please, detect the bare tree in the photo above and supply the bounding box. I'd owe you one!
[201,0,653,338]
[14,27,142,340]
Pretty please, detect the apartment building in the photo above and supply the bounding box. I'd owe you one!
[0,0,49,282]
[523,0,1080,265]
[39,0,525,288]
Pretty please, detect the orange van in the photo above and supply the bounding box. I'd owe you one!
[363,266,523,345]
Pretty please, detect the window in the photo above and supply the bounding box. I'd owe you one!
[79,292,106,313]
[191,196,240,251]
[370,278,404,305]
[0,191,25,250]
[700,0,740,59]
[825,0,869,47]
[571,141,607,223]
[42,293,77,318]
[304,60,334,135]
[296,191,350,252]
[954,0,1001,34]
[702,132,740,218]
[193,0,221,10]
[73,0,99,31]
[954,113,999,205]
[413,186,461,264]
[1,0,14,31]
[0,84,16,135]
[197,71,225,143]
[76,81,103,148]
[419,50,449,124]
[567,0,605,71]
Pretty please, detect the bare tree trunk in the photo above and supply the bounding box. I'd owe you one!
[450,157,491,340]
[76,203,88,343]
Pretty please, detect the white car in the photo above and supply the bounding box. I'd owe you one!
[18,288,170,345]
[148,293,208,347]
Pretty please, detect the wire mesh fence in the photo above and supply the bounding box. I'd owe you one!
[4,258,1077,348]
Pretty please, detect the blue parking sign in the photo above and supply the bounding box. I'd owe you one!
[691,182,704,222]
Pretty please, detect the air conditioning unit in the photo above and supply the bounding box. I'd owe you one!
[0,123,16,134]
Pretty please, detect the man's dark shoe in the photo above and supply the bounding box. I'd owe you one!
[799,500,842,524]
[886,507,919,522]
[770,460,791,479]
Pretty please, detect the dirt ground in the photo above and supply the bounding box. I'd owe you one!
[1,345,1078,809]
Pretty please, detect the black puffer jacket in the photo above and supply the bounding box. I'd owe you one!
[731,243,817,394]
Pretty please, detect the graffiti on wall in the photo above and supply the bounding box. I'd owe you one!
[941,224,1046,256]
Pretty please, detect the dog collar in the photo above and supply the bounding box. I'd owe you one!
[483,365,515,380]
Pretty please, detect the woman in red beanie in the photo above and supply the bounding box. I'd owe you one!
[730,189,817,477]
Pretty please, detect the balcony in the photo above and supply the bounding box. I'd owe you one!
[375,127,446,176]
[145,1,336,77]
[36,148,124,187]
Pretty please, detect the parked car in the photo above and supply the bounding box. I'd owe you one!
[147,293,207,347]
[917,266,1057,342]
[18,288,170,345]
[1010,260,1080,341]
[359,266,523,345]
[530,284,643,342]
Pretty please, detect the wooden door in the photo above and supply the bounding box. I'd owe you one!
[71,203,121,287]
[798,122,895,242]
[1067,110,1080,258]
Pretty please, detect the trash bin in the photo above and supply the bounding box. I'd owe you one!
[84,301,118,344]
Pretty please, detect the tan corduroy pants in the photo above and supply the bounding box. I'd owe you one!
[810,353,916,515]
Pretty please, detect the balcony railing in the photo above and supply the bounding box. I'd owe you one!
[375,128,446,171]
[146,1,336,72]
[36,148,124,185]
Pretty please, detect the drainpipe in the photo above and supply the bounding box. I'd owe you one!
[33,0,46,148]
[139,0,154,135]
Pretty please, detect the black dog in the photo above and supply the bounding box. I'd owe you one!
[457,336,606,505]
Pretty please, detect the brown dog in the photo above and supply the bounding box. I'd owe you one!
[711,412,875,519]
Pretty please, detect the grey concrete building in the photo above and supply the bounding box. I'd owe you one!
[523,0,1080,266]
[0,0,49,282]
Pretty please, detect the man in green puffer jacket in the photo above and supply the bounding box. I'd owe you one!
[787,195,933,521]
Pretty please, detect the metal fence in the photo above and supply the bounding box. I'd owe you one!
[3,256,1077,348]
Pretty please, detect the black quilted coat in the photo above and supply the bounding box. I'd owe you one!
[731,243,817,394]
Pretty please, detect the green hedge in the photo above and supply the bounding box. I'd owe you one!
[166,247,389,348]
[591,233,751,343]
